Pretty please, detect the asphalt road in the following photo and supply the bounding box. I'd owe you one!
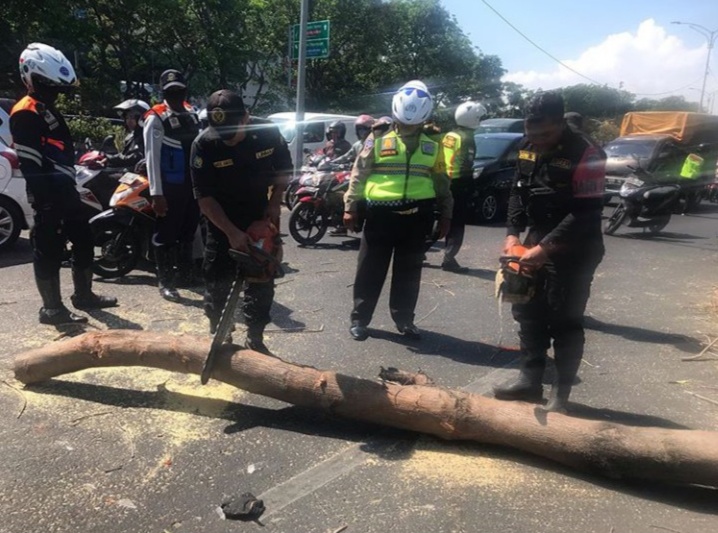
[1,203,717,533]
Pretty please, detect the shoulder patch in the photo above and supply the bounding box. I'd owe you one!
[256,148,275,159]
[192,155,203,168]
[360,137,375,157]
[519,150,537,162]
[213,159,234,168]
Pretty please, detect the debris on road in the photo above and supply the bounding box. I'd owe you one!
[220,492,265,521]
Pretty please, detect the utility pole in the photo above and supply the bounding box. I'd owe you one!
[672,21,718,112]
[294,0,309,170]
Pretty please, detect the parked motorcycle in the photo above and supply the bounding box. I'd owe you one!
[89,171,156,278]
[604,166,681,236]
[75,150,122,216]
[284,154,335,209]
[288,166,351,245]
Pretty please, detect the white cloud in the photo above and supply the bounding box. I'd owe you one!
[504,19,712,102]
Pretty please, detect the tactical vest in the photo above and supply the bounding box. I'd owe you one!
[680,153,704,180]
[147,102,199,185]
[442,127,475,180]
[11,95,75,180]
[365,131,438,206]
[515,136,586,228]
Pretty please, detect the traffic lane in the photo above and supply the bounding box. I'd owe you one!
[1,210,717,532]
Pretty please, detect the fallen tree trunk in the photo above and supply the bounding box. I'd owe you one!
[13,330,718,488]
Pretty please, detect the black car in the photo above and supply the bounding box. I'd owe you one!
[468,132,523,223]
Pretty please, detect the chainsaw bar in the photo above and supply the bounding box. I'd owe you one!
[200,278,244,385]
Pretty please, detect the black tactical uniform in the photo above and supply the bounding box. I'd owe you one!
[495,125,605,410]
[191,111,292,349]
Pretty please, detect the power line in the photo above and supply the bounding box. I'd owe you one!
[480,0,708,99]
[479,0,602,85]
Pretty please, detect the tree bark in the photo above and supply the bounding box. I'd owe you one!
[13,330,718,488]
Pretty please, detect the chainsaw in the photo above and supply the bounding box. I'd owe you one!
[200,221,284,385]
[495,244,538,305]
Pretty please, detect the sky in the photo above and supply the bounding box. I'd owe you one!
[440,0,718,111]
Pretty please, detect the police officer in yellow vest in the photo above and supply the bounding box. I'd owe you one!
[441,101,486,272]
[343,80,453,341]
[679,144,710,213]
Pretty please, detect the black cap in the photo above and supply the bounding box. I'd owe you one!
[525,91,564,122]
[206,89,246,139]
[160,69,187,92]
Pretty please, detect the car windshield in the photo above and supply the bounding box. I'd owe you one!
[269,118,296,143]
[604,139,656,160]
[474,136,515,160]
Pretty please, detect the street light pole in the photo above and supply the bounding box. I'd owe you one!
[672,21,718,112]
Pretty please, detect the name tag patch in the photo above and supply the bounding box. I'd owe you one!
[169,117,180,129]
[380,136,398,157]
[519,150,537,162]
[442,135,457,149]
[256,148,275,159]
[550,158,572,169]
[213,159,234,168]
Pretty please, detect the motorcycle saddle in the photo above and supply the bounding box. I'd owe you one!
[643,185,679,201]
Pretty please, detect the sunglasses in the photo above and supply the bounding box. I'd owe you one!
[402,88,430,99]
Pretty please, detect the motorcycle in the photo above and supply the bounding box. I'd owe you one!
[284,153,333,209]
[604,166,681,236]
[89,171,156,278]
[75,150,123,215]
[288,165,351,245]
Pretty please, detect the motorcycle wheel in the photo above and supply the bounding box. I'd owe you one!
[91,220,140,278]
[289,202,328,245]
[604,204,627,235]
[647,214,671,234]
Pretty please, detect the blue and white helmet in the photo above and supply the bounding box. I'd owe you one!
[392,80,433,126]
[19,43,78,92]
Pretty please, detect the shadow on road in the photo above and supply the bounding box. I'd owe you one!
[422,263,496,281]
[367,328,509,368]
[86,308,143,330]
[0,237,33,268]
[585,316,700,353]
[293,238,361,251]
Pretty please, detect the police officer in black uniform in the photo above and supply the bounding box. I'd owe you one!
[493,92,605,413]
[10,43,117,325]
[190,90,293,354]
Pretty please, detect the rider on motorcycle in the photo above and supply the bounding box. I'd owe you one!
[102,99,150,171]
[323,120,352,159]
[330,115,375,166]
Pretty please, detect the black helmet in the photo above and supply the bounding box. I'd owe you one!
[327,120,346,139]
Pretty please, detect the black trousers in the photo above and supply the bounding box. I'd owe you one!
[31,206,93,280]
[351,208,433,326]
[444,179,470,262]
[202,224,274,328]
[511,243,604,385]
[152,183,199,248]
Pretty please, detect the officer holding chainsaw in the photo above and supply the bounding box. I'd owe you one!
[493,91,605,413]
[190,89,292,355]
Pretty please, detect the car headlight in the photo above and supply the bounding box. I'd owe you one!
[473,167,484,179]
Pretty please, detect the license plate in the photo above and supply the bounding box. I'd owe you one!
[119,172,139,184]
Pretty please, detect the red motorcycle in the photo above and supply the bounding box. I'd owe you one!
[288,163,351,245]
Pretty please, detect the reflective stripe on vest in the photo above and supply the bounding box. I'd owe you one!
[442,131,463,179]
[680,153,704,179]
[365,131,437,203]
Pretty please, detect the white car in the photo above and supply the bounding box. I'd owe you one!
[0,99,33,251]
[268,112,359,169]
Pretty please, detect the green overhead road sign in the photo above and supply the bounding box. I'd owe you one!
[291,20,330,60]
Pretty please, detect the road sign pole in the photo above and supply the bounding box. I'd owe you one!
[287,25,293,89]
[294,0,309,170]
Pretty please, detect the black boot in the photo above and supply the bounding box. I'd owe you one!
[36,275,88,325]
[70,268,118,310]
[245,324,274,356]
[545,383,571,413]
[155,245,180,302]
[493,354,545,403]
[176,241,199,288]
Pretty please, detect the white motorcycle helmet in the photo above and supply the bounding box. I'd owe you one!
[455,101,487,129]
[113,99,150,117]
[19,43,78,92]
[392,80,433,125]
